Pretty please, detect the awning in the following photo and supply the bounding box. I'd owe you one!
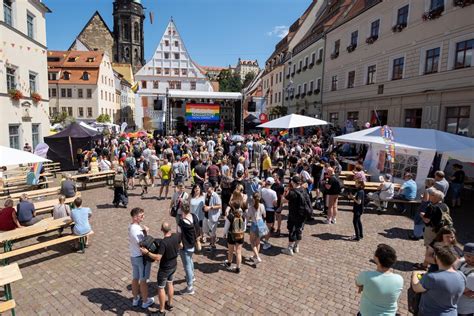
[0,145,51,166]
[167,90,242,100]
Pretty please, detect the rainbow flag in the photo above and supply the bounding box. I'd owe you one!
[279,130,289,138]
[185,104,220,122]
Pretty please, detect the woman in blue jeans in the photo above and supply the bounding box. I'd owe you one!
[178,203,200,295]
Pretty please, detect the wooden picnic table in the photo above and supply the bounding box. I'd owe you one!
[5,186,61,201]
[71,170,115,189]
[3,172,53,185]
[343,180,401,190]
[0,263,22,315]
[34,193,80,215]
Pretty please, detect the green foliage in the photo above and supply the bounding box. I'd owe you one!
[97,113,111,123]
[242,72,256,89]
[218,69,242,92]
[51,111,68,124]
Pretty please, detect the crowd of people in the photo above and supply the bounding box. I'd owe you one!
[0,129,471,315]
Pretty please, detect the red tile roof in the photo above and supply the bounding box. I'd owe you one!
[47,50,104,85]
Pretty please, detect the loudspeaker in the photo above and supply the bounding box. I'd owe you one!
[248,101,256,112]
[153,99,163,111]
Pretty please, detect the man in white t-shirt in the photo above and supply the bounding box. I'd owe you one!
[128,207,154,309]
[260,177,278,250]
[207,139,216,156]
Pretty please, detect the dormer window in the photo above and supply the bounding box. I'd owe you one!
[63,71,70,80]
[67,57,77,62]
[82,72,90,80]
[86,57,95,62]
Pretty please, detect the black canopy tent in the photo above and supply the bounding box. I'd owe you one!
[44,122,101,170]
[244,113,261,133]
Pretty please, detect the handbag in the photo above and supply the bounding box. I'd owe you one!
[407,285,421,315]
[170,192,185,217]
[256,218,268,238]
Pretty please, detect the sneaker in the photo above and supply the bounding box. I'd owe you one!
[192,277,196,282]
[293,245,299,254]
[222,260,231,268]
[183,286,195,295]
[141,297,155,309]
[274,229,281,237]
[282,247,294,256]
[253,256,262,264]
[132,296,141,307]
[324,219,331,224]
[331,218,337,224]
[262,242,272,250]
[234,267,241,274]
[164,302,174,311]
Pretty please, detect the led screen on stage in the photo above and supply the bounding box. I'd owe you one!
[185,103,220,122]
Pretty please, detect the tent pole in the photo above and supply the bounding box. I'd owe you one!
[68,136,74,167]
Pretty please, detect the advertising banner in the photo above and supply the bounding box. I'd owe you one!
[185,103,220,122]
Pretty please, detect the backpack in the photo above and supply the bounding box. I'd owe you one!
[173,162,184,177]
[435,203,453,232]
[294,188,313,220]
[113,173,124,188]
[230,210,245,241]
[139,235,160,262]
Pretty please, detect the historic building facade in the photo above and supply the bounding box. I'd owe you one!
[134,18,214,131]
[323,0,474,136]
[235,58,259,82]
[0,0,51,149]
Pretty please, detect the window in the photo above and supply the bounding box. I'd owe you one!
[174,41,179,47]
[6,67,16,90]
[347,71,355,88]
[404,108,422,128]
[331,75,338,91]
[334,40,340,55]
[61,106,67,114]
[164,52,169,59]
[303,82,307,94]
[164,40,169,46]
[63,72,70,80]
[316,78,321,91]
[392,57,404,80]
[397,5,409,25]
[50,88,57,97]
[48,72,58,80]
[370,20,380,38]
[454,39,473,69]
[86,57,95,62]
[141,81,147,89]
[174,68,179,75]
[430,0,444,11]
[78,89,83,98]
[27,13,35,38]
[87,89,92,98]
[67,107,73,116]
[347,111,359,126]
[329,113,339,125]
[292,64,296,75]
[165,68,170,75]
[298,60,303,72]
[279,72,282,82]
[9,125,20,149]
[383,153,419,179]
[304,56,309,68]
[370,110,388,126]
[134,22,139,42]
[445,106,470,136]
[174,53,180,60]
[31,123,40,149]
[67,89,72,98]
[424,47,440,74]
[82,72,90,80]
[123,23,130,40]
[311,52,316,65]
[4,0,12,26]
[78,107,84,117]
[309,81,314,92]
[350,31,358,46]
[182,69,187,76]
[190,81,196,90]
[278,92,281,102]
[153,81,159,89]
[87,107,93,117]
[318,48,323,61]
[61,89,66,98]
[367,65,376,84]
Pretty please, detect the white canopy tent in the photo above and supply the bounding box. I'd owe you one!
[0,145,51,166]
[334,127,474,186]
[257,114,329,129]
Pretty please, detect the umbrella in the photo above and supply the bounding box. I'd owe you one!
[34,143,49,158]
[0,145,51,166]
[231,135,245,142]
[257,114,329,129]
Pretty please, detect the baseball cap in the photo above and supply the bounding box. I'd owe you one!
[464,243,474,255]
[265,177,275,185]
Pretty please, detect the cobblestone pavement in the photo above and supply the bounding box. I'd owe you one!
[7,182,473,315]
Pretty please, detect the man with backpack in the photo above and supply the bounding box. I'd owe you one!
[113,167,128,208]
[281,175,312,256]
[172,156,185,189]
[223,200,246,273]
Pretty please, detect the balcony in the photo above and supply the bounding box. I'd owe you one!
[330,52,339,59]
[346,44,357,53]
[422,6,444,20]
[366,35,378,44]
[392,23,407,33]
[454,0,473,7]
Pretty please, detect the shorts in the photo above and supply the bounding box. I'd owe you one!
[131,256,151,281]
[161,179,170,186]
[423,227,437,247]
[227,233,244,245]
[150,169,158,177]
[157,267,176,288]
[249,222,259,234]
[265,211,275,224]
[208,177,219,188]
[126,170,136,178]
[450,183,463,199]
[287,219,304,242]
[173,176,183,186]
[203,219,218,237]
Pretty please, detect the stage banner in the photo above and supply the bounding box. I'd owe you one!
[185,103,220,122]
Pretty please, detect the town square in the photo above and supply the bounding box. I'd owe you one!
[0,0,473,315]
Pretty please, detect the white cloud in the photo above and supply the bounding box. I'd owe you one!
[266,25,289,39]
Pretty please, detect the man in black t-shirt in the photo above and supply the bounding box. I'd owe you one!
[271,173,285,236]
[141,222,180,315]
[193,160,207,191]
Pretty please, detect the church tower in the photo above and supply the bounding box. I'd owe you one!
[113,0,145,73]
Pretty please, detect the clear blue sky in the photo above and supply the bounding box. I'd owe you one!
[45,0,311,67]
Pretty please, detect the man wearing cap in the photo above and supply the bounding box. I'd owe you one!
[260,177,278,250]
[203,183,221,251]
[458,243,474,316]
[281,175,310,256]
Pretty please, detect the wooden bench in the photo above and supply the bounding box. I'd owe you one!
[1,180,53,196]
[5,186,61,201]
[0,217,87,264]
[0,263,22,316]
[385,198,422,217]
[3,173,53,185]
[71,170,115,190]
[34,193,81,216]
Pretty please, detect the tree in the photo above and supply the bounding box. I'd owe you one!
[51,111,68,124]
[97,113,111,123]
[242,72,256,89]
[218,69,242,92]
